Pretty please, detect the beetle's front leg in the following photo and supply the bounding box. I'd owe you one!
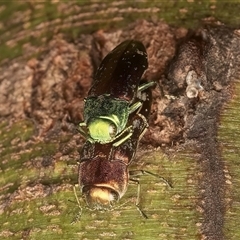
[129,81,156,114]
[138,81,156,93]
[78,122,90,140]
[112,125,133,147]
[129,101,142,114]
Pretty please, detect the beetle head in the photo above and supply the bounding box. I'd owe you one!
[82,185,119,210]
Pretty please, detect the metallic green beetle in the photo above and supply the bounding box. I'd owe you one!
[79,40,155,146]
[78,80,152,214]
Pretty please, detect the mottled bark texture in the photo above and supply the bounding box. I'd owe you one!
[1,17,240,240]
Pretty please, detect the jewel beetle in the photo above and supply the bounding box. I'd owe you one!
[76,80,152,215]
[79,40,155,146]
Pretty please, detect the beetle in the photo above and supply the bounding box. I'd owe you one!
[75,81,153,218]
[79,40,155,146]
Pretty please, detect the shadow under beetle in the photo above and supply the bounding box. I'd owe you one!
[79,40,155,146]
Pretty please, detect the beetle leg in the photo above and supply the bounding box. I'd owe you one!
[129,101,142,114]
[78,122,90,139]
[129,170,173,188]
[134,113,148,139]
[79,121,87,127]
[71,185,83,224]
[129,81,155,114]
[128,169,172,219]
[112,126,133,147]
[137,81,156,92]
[129,178,148,219]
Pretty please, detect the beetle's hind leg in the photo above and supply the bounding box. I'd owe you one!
[129,178,148,219]
[129,170,173,188]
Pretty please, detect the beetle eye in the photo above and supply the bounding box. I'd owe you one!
[109,123,117,138]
